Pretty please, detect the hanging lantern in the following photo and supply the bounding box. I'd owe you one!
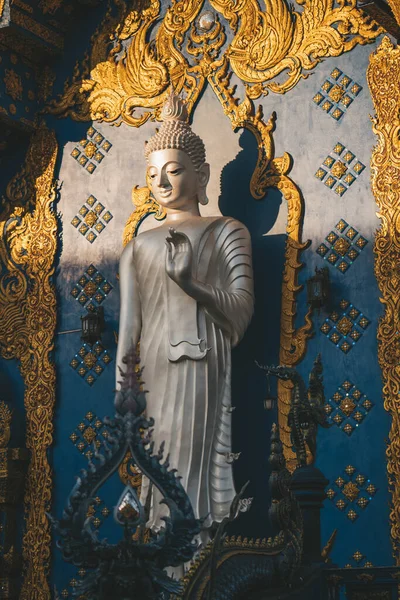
[264,372,276,411]
[306,267,330,312]
[81,307,105,345]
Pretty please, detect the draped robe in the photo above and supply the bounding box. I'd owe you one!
[123,216,254,530]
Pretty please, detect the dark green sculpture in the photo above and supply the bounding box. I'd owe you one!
[50,347,201,599]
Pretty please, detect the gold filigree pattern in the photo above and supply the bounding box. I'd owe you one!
[0,401,12,448]
[367,36,400,564]
[0,124,58,600]
[47,0,381,125]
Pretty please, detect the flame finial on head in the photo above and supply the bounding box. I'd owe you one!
[145,91,206,170]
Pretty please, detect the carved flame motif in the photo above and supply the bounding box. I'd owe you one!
[47,0,382,126]
[367,36,400,564]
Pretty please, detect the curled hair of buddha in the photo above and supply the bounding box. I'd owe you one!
[145,93,206,171]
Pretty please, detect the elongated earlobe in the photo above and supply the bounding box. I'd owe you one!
[198,188,209,205]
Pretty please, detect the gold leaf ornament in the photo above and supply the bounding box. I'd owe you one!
[47,0,381,124]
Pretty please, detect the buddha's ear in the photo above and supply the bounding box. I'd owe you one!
[198,162,210,188]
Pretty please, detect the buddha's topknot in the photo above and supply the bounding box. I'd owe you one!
[145,93,206,170]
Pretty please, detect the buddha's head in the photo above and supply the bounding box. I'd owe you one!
[145,93,210,211]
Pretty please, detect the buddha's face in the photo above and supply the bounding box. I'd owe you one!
[147,149,209,211]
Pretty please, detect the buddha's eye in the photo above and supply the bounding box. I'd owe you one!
[168,169,182,175]
[148,173,157,179]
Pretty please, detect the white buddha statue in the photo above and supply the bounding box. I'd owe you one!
[116,93,254,533]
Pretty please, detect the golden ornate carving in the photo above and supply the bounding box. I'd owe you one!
[367,36,400,564]
[0,401,12,448]
[387,0,400,28]
[0,124,58,599]
[207,61,313,468]
[47,0,381,124]
[123,185,166,245]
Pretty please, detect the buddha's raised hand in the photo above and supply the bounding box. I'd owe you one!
[165,227,194,289]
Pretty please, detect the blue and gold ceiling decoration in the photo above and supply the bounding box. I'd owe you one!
[326,464,377,522]
[70,264,113,311]
[69,341,113,387]
[324,380,374,436]
[71,197,113,243]
[313,67,362,121]
[320,299,370,354]
[317,220,368,274]
[315,142,366,196]
[70,126,112,175]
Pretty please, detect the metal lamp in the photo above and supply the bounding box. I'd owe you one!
[81,306,105,345]
[306,267,330,312]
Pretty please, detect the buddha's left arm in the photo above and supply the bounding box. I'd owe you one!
[183,221,254,346]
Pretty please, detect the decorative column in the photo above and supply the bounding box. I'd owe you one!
[291,465,328,564]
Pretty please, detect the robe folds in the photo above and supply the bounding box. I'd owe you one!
[127,216,254,531]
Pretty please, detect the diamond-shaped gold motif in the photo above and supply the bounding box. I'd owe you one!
[334,184,346,196]
[71,216,81,227]
[337,316,353,335]
[343,423,353,435]
[329,84,345,102]
[353,161,364,173]
[353,411,363,422]
[366,484,376,495]
[321,322,331,334]
[83,281,97,297]
[357,497,369,509]
[313,92,324,103]
[315,168,326,179]
[340,341,351,353]
[336,219,348,232]
[87,232,97,243]
[330,332,341,344]
[326,489,336,499]
[334,143,345,155]
[336,498,346,510]
[84,211,98,227]
[345,465,356,476]
[87,163,96,174]
[78,422,86,431]
[340,398,356,417]
[331,161,347,178]
[331,68,342,80]
[333,237,351,256]
[347,509,358,521]
[83,426,97,445]
[357,496,369,508]
[325,176,336,187]
[322,100,332,111]
[83,352,97,369]
[363,399,373,411]
[333,413,343,424]
[85,141,97,158]
[353,550,364,562]
[359,317,370,329]
[343,481,360,502]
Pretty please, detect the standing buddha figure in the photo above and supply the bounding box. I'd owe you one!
[116,93,254,533]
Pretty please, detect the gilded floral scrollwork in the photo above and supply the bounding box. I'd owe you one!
[47,0,382,125]
[367,36,400,563]
[0,124,58,600]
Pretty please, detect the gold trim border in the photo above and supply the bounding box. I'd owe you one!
[0,124,58,599]
[367,36,400,564]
